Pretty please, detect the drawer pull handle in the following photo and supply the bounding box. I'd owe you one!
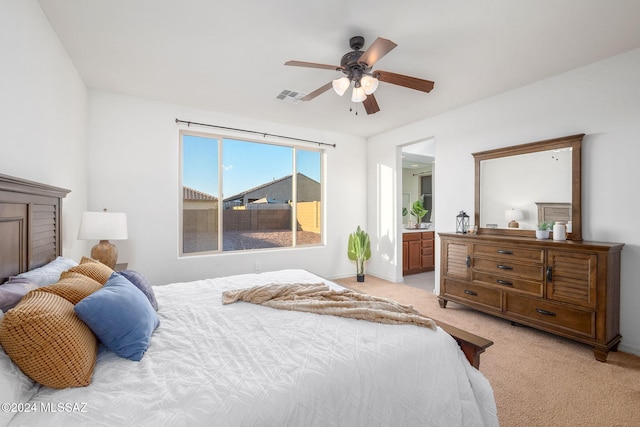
[497,249,513,255]
[466,256,471,268]
[464,290,478,296]
[536,308,556,316]
[546,267,553,282]
[497,264,513,270]
[496,279,513,286]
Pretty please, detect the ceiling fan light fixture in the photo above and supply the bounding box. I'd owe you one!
[351,86,367,103]
[285,35,434,114]
[361,75,379,95]
[332,77,350,96]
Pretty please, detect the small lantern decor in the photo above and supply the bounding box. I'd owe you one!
[456,211,470,234]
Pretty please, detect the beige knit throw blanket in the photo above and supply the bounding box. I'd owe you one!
[222,283,437,331]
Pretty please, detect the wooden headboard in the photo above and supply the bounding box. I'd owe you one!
[536,202,571,226]
[0,174,70,283]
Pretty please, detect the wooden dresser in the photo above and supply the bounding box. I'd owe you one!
[438,232,623,361]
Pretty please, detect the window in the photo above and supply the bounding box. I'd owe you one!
[180,131,322,255]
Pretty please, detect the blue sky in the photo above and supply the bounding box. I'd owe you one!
[182,135,321,197]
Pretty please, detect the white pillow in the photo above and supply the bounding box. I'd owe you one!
[14,256,78,287]
[0,311,40,427]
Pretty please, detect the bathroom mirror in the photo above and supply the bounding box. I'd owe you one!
[473,134,583,240]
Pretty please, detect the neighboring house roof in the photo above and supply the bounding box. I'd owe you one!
[250,197,285,204]
[223,172,317,203]
[183,186,217,201]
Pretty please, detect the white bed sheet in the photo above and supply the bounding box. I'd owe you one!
[8,269,497,427]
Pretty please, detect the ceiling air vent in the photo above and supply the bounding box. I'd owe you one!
[276,90,306,104]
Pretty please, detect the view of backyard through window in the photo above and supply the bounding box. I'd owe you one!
[181,132,322,254]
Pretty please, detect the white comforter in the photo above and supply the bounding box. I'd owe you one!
[9,269,497,427]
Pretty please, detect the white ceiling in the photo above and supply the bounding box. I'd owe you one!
[37,0,640,138]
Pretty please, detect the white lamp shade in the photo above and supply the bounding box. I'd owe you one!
[360,75,379,95]
[504,209,524,221]
[351,86,367,102]
[78,211,128,240]
[332,77,350,96]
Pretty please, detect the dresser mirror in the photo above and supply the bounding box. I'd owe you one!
[473,134,583,240]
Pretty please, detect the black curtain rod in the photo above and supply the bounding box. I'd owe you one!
[175,119,336,148]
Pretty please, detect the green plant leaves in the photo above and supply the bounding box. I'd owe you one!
[347,226,371,275]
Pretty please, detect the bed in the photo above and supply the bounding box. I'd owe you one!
[0,174,498,427]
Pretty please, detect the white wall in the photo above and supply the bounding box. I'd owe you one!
[367,48,640,356]
[0,0,367,286]
[0,0,89,260]
[88,91,367,284]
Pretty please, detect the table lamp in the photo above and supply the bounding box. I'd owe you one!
[78,209,128,268]
[505,208,524,228]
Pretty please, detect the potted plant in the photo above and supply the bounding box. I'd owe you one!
[536,222,552,240]
[347,226,371,282]
[410,200,428,228]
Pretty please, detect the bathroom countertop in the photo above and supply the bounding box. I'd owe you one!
[402,226,433,233]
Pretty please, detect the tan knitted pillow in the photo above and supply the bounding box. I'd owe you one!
[0,290,97,388]
[38,272,102,304]
[60,256,114,284]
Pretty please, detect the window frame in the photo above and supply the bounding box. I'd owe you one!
[179,129,324,257]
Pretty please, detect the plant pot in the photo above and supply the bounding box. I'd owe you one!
[535,230,550,240]
[356,274,365,282]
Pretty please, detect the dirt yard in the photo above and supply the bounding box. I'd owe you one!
[223,230,321,251]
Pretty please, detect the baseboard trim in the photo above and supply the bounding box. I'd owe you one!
[619,342,640,357]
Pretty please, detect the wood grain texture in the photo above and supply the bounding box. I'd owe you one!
[0,174,70,281]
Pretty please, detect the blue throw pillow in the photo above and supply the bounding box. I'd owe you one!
[118,270,158,311]
[75,273,159,361]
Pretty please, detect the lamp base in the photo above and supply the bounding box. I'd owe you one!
[508,220,520,228]
[90,240,118,269]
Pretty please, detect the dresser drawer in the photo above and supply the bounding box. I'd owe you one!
[472,271,543,297]
[473,243,544,263]
[505,293,595,338]
[473,258,544,281]
[443,280,502,310]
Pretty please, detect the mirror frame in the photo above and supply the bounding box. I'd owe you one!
[473,133,584,240]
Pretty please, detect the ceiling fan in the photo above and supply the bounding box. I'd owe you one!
[285,36,435,115]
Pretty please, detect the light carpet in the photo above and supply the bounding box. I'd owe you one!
[335,275,640,427]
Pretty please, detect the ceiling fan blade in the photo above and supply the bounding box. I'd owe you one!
[375,70,435,93]
[357,37,397,68]
[301,81,333,101]
[363,94,380,115]
[285,60,342,71]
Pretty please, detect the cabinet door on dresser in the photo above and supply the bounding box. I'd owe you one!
[442,238,471,281]
[546,250,597,309]
[440,238,479,309]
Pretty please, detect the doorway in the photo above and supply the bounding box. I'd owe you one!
[401,138,435,227]
[401,138,435,278]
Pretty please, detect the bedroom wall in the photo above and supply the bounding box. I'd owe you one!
[0,0,89,261]
[366,48,640,356]
[87,90,367,285]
